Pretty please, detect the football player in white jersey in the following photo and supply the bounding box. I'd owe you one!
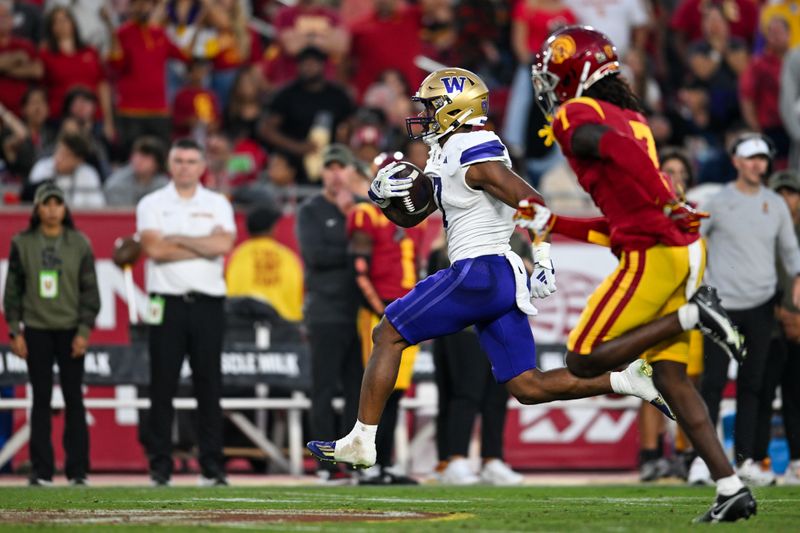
[307,67,672,468]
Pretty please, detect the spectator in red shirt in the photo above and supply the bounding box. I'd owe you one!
[262,0,348,87]
[0,0,41,115]
[172,58,221,139]
[347,0,424,102]
[739,14,792,167]
[107,0,188,159]
[40,7,114,142]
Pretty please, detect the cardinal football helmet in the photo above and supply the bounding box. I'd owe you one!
[531,25,620,116]
[405,67,489,145]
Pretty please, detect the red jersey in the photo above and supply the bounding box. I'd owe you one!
[346,202,426,301]
[171,86,220,137]
[40,46,105,119]
[108,22,187,114]
[552,97,697,252]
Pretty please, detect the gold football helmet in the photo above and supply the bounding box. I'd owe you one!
[405,68,489,145]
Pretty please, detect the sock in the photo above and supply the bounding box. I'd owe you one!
[677,303,699,331]
[639,449,659,464]
[609,370,631,395]
[716,474,745,497]
[342,420,378,445]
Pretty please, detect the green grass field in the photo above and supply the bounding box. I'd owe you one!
[0,484,798,531]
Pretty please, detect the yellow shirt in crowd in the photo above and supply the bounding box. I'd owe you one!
[226,237,304,322]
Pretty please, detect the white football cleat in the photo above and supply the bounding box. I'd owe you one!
[687,456,714,486]
[783,460,800,486]
[480,459,524,485]
[736,458,776,487]
[307,434,377,469]
[621,359,676,420]
[440,458,480,485]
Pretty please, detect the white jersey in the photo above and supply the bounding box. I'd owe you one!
[426,130,516,263]
[424,130,538,317]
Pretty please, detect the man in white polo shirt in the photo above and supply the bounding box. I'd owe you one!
[135,138,236,487]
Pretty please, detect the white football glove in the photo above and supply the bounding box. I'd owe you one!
[424,143,444,177]
[530,242,557,299]
[368,162,413,208]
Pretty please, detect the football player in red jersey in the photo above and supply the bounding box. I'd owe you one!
[517,25,755,522]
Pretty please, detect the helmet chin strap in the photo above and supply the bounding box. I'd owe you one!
[574,61,592,99]
[426,108,476,145]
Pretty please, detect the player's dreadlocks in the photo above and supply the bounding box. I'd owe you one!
[583,74,644,114]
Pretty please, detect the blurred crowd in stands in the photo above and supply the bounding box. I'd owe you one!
[0,0,797,211]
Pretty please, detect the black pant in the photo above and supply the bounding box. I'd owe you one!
[758,335,800,460]
[24,328,88,481]
[375,390,403,467]
[307,322,362,471]
[700,300,774,463]
[434,329,508,459]
[146,294,225,480]
[783,339,800,459]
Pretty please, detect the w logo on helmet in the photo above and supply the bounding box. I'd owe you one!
[441,76,467,94]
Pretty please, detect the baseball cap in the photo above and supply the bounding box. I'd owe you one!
[33,182,65,204]
[322,144,354,167]
[768,170,800,193]
[246,203,282,235]
[733,136,772,159]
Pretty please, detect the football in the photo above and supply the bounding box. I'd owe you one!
[388,161,433,215]
[112,234,142,268]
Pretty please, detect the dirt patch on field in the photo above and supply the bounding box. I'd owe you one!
[0,508,454,526]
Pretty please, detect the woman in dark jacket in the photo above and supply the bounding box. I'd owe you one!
[3,181,100,486]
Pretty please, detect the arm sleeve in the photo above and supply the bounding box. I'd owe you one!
[552,99,606,158]
[217,196,237,234]
[107,29,127,71]
[552,215,611,247]
[777,200,800,277]
[136,197,159,233]
[77,240,101,338]
[699,195,716,237]
[296,203,349,270]
[3,240,25,335]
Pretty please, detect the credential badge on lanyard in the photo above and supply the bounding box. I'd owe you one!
[145,295,166,325]
[39,270,59,299]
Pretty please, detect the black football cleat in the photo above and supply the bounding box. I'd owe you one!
[693,487,756,523]
[690,286,747,363]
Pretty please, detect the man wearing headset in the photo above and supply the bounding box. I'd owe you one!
[698,132,800,486]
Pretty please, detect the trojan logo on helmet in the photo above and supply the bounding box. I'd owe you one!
[405,67,489,145]
[531,25,620,116]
